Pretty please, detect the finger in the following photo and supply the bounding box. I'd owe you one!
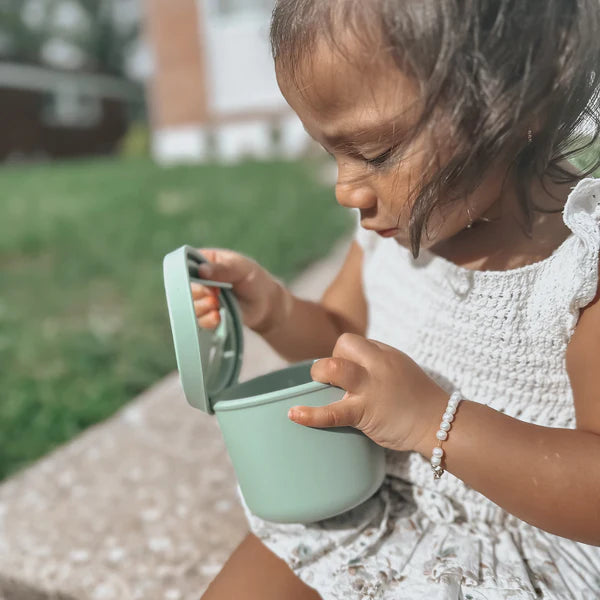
[310,357,368,393]
[366,338,398,353]
[197,248,217,262]
[195,248,249,284]
[191,282,220,299]
[366,338,414,366]
[331,332,380,365]
[193,296,220,318]
[288,396,364,429]
[197,310,221,330]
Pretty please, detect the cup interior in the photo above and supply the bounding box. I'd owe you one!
[214,359,320,402]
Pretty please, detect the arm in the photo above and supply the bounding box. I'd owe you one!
[260,241,367,363]
[413,287,600,546]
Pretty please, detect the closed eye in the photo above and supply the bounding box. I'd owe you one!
[365,147,394,167]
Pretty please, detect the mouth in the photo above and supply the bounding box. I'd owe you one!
[375,228,401,238]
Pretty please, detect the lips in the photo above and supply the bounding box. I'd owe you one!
[375,228,400,238]
[360,220,401,238]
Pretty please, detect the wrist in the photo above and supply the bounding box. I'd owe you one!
[251,279,294,337]
[412,387,452,456]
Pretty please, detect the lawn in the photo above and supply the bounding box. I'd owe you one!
[0,156,352,480]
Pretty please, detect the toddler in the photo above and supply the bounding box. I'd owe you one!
[196,1,600,598]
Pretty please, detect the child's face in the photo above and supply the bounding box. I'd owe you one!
[276,37,507,250]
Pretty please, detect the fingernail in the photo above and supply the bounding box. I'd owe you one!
[198,264,212,276]
[288,408,301,421]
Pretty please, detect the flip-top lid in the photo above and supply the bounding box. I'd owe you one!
[163,245,244,414]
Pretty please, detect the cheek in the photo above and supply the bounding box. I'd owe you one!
[381,177,470,249]
[375,174,413,225]
[376,130,468,245]
[420,205,469,246]
[374,155,423,225]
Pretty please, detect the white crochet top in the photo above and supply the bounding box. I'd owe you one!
[354,177,600,520]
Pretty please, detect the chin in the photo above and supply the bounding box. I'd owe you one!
[394,234,436,256]
[392,235,410,249]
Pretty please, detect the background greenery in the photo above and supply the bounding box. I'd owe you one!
[0,157,351,480]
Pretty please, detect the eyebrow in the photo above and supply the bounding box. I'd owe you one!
[322,117,407,151]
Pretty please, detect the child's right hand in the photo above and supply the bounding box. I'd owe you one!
[191,248,284,334]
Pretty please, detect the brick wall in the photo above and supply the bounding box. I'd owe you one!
[143,0,208,129]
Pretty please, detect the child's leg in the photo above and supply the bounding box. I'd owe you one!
[201,532,323,600]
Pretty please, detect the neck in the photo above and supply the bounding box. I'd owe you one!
[428,165,580,271]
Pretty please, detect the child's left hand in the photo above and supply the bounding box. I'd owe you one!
[288,333,449,453]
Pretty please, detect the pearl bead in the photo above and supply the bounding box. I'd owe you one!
[429,393,461,480]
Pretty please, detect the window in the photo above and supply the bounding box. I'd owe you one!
[41,85,102,128]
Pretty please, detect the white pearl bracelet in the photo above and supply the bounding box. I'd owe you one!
[430,390,462,479]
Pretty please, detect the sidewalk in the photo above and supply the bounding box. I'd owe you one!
[0,237,351,600]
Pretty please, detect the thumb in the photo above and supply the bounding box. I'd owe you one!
[196,248,247,284]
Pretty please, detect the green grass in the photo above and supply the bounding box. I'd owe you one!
[0,156,352,480]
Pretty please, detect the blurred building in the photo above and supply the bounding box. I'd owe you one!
[0,0,145,162]
[0,62,139,161]
[143,0,311,165]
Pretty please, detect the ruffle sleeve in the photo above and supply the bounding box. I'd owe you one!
[561,177,600,337]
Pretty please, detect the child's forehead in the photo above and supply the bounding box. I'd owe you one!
[276,36,419,128]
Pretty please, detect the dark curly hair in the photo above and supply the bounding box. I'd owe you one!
[270,0,600,256]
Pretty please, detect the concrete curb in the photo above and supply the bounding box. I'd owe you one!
[0,237,351,600]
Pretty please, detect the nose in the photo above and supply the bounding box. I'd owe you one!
[335,177,377,211]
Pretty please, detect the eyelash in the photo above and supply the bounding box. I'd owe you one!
[364,147,395,168]
[325,146,396,168]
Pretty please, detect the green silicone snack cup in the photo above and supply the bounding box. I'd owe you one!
[163,245,385,523]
